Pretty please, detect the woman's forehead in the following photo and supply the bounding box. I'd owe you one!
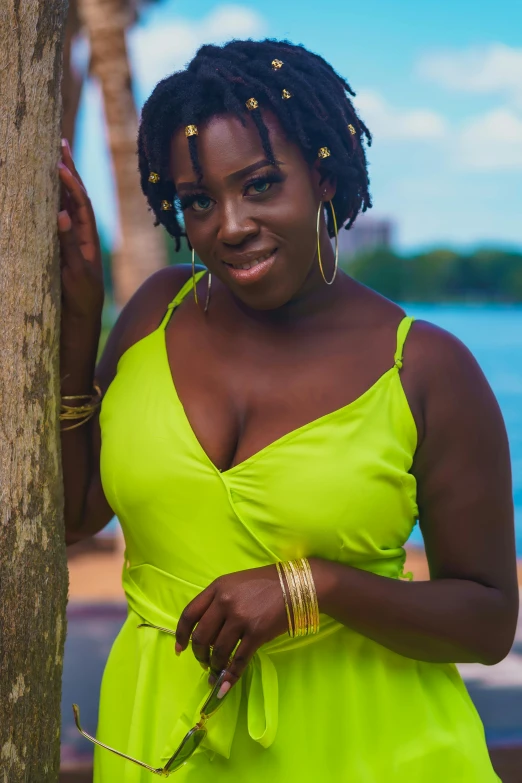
[169,111,293,185]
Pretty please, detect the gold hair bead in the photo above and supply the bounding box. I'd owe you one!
[161,200,173,211]
[318,146,331,159]
[348,123,356,135]
[282,88,292,100]
[245,97,259,111]
[272,59,283,70]
[148,171,160,184]
[185,124,198,137]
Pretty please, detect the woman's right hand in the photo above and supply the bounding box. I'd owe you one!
[58,139,105,322]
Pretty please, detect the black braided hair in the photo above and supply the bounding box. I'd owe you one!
[137,38,372,252]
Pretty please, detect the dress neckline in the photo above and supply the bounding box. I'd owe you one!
[160,326,401,476]
[109,273,414,476]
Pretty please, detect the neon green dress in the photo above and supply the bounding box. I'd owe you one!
[95,272,499,782]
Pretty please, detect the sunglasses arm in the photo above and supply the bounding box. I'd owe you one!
[72,704,170,778]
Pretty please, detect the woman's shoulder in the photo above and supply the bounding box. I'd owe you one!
[406,317,483,382]
[403,317,504,457]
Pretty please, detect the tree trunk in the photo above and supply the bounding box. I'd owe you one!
[77,0,167,309]
[0,2,69,782]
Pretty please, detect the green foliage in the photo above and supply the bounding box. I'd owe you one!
[97,244,522,350]
[343,247,522,303]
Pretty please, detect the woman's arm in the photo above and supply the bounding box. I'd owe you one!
[312,321,519,666]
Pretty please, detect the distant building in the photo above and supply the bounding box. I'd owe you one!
[336,213,395,258]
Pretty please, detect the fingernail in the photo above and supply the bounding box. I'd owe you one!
[58,210,72,232]
[200,662,209,671]
[217,681,231,700]
[61,138,67,147]
[175,642,182,656]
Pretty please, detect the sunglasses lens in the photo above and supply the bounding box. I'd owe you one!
[201,671,231,717]
[166,727,206,772]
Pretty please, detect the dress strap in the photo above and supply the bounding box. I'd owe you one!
[159,269,208,330]
[394,316,415,369]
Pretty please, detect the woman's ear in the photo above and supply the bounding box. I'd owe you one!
[311,159,337,202]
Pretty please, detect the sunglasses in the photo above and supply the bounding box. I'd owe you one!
[72,622,231,776]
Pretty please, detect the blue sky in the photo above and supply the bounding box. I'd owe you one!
[75,0,522,253]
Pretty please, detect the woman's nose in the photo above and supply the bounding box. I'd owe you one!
[217,202,259,246]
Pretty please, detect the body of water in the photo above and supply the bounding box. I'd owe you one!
[404,304,522,555]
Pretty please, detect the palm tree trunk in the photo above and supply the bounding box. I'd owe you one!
[62,0,85,147]
[77,0,167,308]
[0,2,69,780]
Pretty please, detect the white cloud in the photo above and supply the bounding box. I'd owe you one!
[129,5,267,96]
[458,107,522,170]
[354,89,448,142]
[418,43,522,107]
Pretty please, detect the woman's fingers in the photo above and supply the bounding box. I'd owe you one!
[58,162,100,267]
[57,211,87,275]
[58,162,90,214]
[60,177,71,214]
[58,209,72,234]
[208,624,245,684]
[61,138,87,191]
[189,606,225,670]
[212,636,255,697]
[175,588,215,655]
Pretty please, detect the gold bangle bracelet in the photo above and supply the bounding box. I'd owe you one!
[278,558,320,638]
[294,560,313,633]
[279,562,299,635]
[60,383,103,431]
[60,409,97,432]
[293,559,313,634]
[286,560,307,637]
[275,561,294,637]
[304,558,320,633]
[298,558,320,634]
[281,561,305,637]
[61,382,102,404]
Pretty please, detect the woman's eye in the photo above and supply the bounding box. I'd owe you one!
[247,180,271,195]
[192,195,212,212]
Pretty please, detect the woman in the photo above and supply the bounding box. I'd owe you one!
[59,39,518,781]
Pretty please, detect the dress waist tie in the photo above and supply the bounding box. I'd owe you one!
[122,562,345,761]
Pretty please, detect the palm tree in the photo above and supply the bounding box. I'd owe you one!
[72,0,167,307]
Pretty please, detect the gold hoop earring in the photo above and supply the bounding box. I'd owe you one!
[191,247,212,313]
[316,200,339,285]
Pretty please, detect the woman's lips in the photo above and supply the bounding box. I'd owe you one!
[221,249,277,285]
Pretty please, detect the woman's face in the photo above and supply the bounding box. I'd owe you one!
[169,111,336,310]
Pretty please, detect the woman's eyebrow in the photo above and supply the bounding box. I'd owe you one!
[177,158,284,192]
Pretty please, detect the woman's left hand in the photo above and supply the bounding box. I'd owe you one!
[174,564,292,698]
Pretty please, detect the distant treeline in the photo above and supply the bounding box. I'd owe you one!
[99,240,522,304]
[344,247,522,303]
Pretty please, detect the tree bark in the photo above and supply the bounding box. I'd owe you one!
[77,0,167,309]
[0,2,69,781]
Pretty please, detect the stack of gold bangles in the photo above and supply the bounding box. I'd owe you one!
[59,383,103,431]
[276,558,320,637]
